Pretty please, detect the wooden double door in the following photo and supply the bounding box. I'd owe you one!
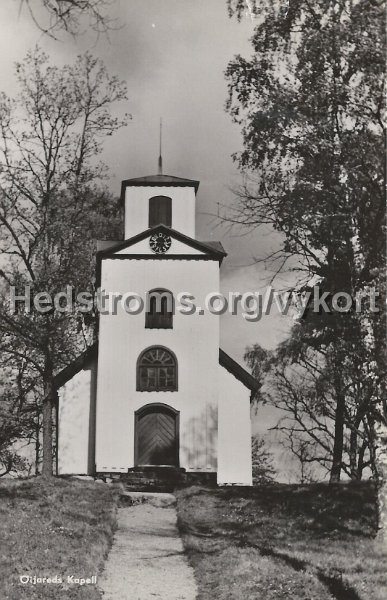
[135,404,179,467]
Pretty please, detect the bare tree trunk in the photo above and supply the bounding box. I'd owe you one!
[356,438,367,479]
[35,409,40,476]
[375,422,387,546]
[349,427,358,480]
[41,353,55,479]
[372,308,387,544]
[330,390,345,483]
[349,413,364,480]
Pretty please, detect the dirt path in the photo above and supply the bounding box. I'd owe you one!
[99,496,197,600]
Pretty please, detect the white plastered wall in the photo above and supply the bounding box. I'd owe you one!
[124,186,196,239]
[57,360,97,475]
[217,366,252,485]
[95,257,220,473]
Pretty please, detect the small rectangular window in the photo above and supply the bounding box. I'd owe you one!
[145,290,173,329]
[149,196,172,228]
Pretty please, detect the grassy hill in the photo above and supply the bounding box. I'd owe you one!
[0,478,117,600]
[176,482,387,600]
[1,478,386,600]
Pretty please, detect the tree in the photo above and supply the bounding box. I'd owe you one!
[225,0,386,536]
[0,358,39,476]
[225,0,384,301]
[0,48,127,477]
[251,435,276,484]
[282,436,321,485]
[17,0,113,37]
[245,336,375,481]
[244,343,272,404]
[269,339,376,479]
[0,388,29,477]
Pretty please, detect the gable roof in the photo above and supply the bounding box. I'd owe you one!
[54,343,259,395]
[219,349,259,392]
[96,224,227,262]
[96,240,122,253]
[202,241,225,253]
[54,343,97,389]
[120,174,200,202]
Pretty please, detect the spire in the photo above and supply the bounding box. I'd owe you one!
[158,118,163,175]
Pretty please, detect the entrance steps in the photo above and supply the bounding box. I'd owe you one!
[120,467,187,493]
[97,467,217,493]
[119,491,177,507]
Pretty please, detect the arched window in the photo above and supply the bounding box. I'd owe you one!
[149,196,172,228]
[145,289,174,329]
[137,346,177,391]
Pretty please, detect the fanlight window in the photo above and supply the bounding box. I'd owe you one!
[145,289,174,329]
[137,347,177,392]
[149,196,172,228]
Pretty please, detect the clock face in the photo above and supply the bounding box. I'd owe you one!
[149,232,172,254]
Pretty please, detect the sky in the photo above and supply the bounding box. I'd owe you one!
[1,1,295,449]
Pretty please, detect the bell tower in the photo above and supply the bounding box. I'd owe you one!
[120,174,199,239]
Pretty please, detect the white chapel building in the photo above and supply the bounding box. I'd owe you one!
[56,173,257,485]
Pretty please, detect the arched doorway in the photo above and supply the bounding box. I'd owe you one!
[134,403,179,467]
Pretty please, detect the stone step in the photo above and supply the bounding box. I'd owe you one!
[119,491,177,507]
[120,479,181,493]
[123,473,187,483]
[98,469,217,492]
[122,483,176,492]
[122,476,185,485]
[125,468,186,480]
[119,468,187,491]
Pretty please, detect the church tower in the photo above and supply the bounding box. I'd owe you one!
[56,170,256,486]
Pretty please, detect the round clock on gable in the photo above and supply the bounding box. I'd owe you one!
[149,232,172,254]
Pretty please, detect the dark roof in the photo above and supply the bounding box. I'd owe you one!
[219,349,259,392]
[96,224,227,262]
[96,240,122,253]
[54,344,97,389]
[201,241,225,253]
[96,238,225,256]
[54,343,258,396]
[120,174,200,202]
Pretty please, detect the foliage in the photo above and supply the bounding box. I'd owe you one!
[0,47,128,475]
[244,343,271,389]
[0,450,29,477]
[17,0,113,37]
[246,334,379,481]
[227,0,385,484]
[0,364,39,476]
[251,435,276,484]
[226,0,384,284]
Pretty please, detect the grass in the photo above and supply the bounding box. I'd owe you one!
[2,477,385,600]
[0,477,118,600]
[176,482,387,600]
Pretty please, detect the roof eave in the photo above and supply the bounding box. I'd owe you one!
[219,348,259,394]
[54,343,98,389]
[96,224,227,261]
[120,176,200,203]
[55,345,258,399]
